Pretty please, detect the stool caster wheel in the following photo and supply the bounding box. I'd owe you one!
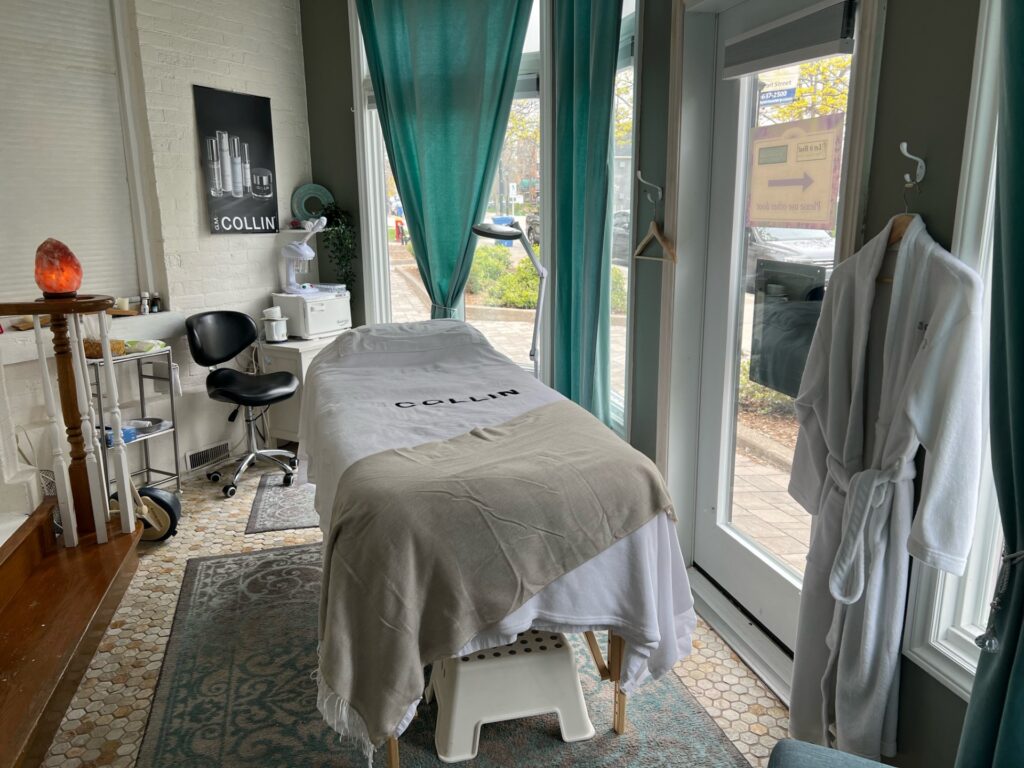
[282,474,294,487]
[289,457,299,470]
[207,470,221,483]
[222,484,237,498]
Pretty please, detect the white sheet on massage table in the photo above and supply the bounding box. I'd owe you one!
[299,320,696,731]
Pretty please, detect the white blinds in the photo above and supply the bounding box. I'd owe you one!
[0,0,139,302]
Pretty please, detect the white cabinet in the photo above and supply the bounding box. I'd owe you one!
[261,334,343,443]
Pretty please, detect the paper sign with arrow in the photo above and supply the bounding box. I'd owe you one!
[747,113,845,229]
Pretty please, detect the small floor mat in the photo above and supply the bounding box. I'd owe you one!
[137,544,748,767]
[244,469,317,534]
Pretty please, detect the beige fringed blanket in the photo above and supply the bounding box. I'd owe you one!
[317,399,674,753]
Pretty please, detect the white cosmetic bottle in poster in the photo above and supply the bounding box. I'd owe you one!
[217,131,232,194]
[230,136,243,198]
[241,142,252,196]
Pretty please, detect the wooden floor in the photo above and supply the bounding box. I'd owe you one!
[0,502,141,768]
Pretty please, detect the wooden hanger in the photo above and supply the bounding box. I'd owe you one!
[887,213,914,247]
[879,214,914,284]
[633,219,677,264]
[633,171,677,264]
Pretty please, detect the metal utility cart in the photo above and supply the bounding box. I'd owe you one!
[87,347,181,494]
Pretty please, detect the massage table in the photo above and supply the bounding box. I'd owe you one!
[299,320,696,765]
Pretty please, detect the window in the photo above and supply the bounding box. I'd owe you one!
[904,0,1001,698]
[905,171,1001,698]
[462,93,541,368]
[729,53,852,575]
[610,5,637,422]
[352,1,639,387]
[368,3,545,372]
[0,0,142,301]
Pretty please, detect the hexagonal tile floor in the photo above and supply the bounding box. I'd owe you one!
[42,473,789,767]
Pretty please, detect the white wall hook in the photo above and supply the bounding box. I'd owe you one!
[899,141,926,186]
[636,170,663,205]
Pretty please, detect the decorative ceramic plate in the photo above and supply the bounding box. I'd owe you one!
[291,183,335,220]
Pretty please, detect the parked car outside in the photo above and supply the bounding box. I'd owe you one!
[524,210,632,267]
[745,227,835,292]
[525,212,540,245]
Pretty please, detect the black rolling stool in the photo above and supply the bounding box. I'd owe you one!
[185,311,300,498]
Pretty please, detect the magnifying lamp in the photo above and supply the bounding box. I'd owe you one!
[471,221,547,377]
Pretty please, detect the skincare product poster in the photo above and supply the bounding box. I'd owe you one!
[193,85,279,235]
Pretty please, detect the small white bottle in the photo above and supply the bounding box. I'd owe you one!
[217,131,232,194]
[140,291,150,315]
[241,142,252,196]
[205,137,223,197]
[230,136,243,198]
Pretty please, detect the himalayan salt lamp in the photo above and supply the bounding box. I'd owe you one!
[35,238,83,299]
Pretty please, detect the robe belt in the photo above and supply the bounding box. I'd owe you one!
[824,455,916,605]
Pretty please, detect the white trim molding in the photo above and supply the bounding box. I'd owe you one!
[834,0,887,260]
[347,0,392,326]
[951,0,1001,275]
[110,0,164,300]
[904,0,1001,701]
[537,0,555,387]
[905,463,1002,700]
[689,568,794,705]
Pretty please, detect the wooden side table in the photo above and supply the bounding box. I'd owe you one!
[0,296,114,539]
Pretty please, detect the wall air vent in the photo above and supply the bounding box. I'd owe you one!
[186,441,230,472]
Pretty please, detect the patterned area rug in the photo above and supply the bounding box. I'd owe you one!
[245,469,318,534]
[137,545,748,767]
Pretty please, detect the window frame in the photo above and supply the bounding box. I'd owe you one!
[350,2,550,372]
[347,0,393,326]
[903,0,1002,701]
[608,9,638,435]
[0,0,155,304]
[348,0,637,398]
[111,0,160,299]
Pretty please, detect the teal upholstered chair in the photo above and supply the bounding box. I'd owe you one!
[769,740,885,767]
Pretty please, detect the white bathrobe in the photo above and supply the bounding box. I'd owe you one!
[788,215,983,759]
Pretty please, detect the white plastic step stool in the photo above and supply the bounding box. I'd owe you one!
[428,630,595,762]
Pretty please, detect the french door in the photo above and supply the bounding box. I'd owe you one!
[691,0,855,649]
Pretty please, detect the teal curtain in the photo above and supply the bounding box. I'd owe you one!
[550,0,623,422]
[355,0,532,319]
[956,2,1024,766]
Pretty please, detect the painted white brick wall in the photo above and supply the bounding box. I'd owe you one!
[129,0,315,469]
[0,0,314,505]
[134,0,312,319]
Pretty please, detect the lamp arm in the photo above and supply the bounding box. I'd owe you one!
[518,231,547,377]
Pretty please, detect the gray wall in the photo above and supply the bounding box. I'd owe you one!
[627,0,674,460]
[863,0,982,252]
[863,0,982,765]
[896,658,970,768]
[300,0,366,326]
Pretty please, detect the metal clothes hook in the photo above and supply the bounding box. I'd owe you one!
[636,171,664,218]
[899,141,926,186]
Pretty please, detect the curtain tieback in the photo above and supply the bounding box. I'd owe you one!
[975,548,1024,654]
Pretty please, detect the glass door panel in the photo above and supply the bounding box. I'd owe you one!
[732,55,851,575]
[694,46,852,648]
